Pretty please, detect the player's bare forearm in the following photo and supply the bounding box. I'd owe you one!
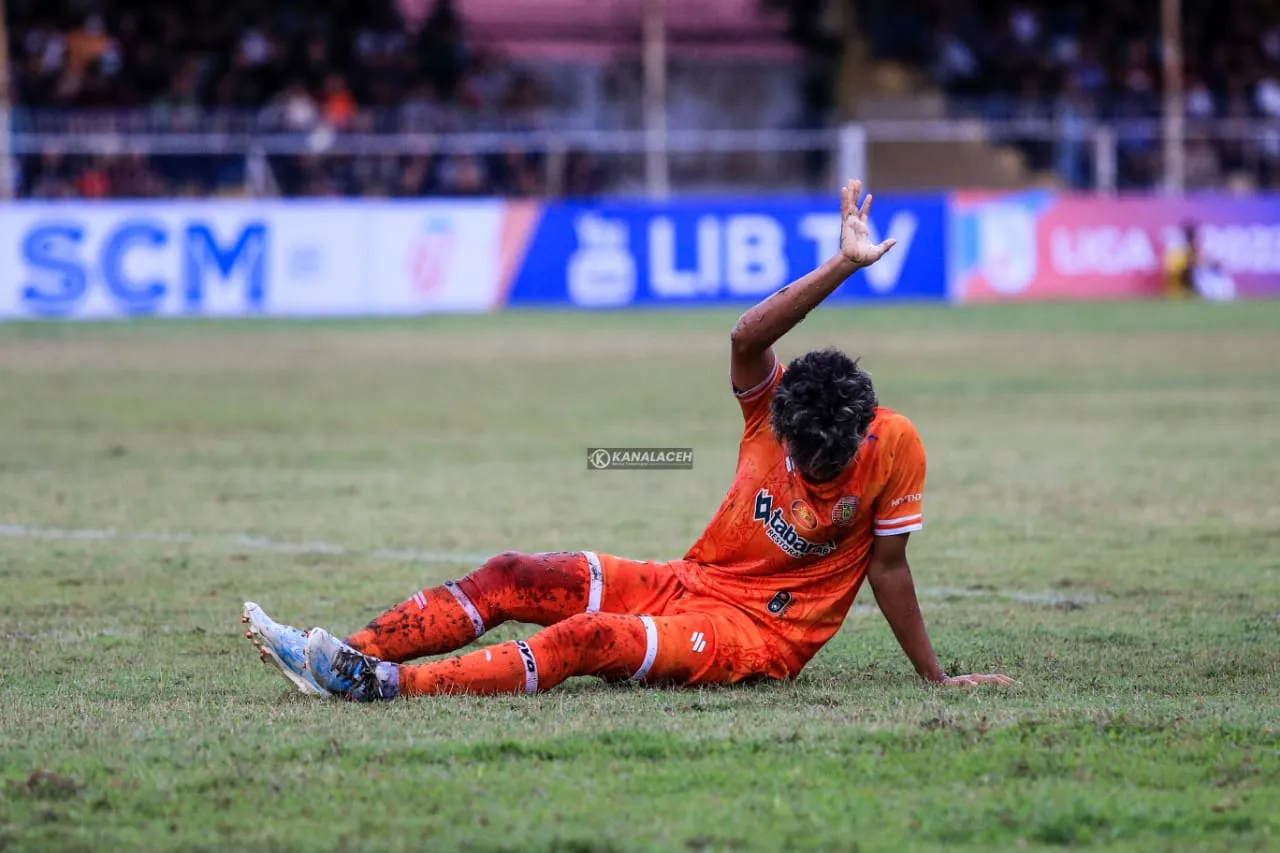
[729,180,896,392]
[868,556,946,683]
[867,536,1017,688]
[730,253,860,357]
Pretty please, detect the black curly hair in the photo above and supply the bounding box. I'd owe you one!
[769,348,877,482]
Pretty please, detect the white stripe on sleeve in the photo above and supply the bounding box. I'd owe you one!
[873,523,923,536]
[875,513,923,527]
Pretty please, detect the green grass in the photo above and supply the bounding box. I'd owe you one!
[1,300,1278,852]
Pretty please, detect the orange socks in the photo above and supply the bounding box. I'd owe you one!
[344,582,480,662]
[398,612,649,696]
[345,551,594,663]
[396,641,534,695]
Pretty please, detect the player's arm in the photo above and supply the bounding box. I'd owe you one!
[867,534,1015,687]
[729,179,896,393]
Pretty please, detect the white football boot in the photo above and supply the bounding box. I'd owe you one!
[304,627,400,702]
[241,602,331,697]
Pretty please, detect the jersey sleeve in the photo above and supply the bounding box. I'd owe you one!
[873,418,926,536]
[732,355,783,434]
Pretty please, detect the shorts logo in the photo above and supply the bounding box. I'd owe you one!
[753,489,837,559]
[832,495,860,527]
[690,631,707,653]
[767,591,792,615]
[790,499,819,531]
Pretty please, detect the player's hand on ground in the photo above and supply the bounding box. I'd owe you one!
[939,673,1019,687]
[838,178,896,268]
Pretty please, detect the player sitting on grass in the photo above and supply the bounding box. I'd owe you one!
[242,180,1015,700]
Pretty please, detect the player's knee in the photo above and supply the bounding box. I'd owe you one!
[458,551,592,627]
[554,613,645,673]
[464,550,586,595]
[560,611,612,644]
[460,551,531,596]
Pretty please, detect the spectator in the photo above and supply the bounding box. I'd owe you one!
[398,81,447,131]
[1054,77,1094,189]
[933,30,980,94]
[436,154,486,196]
[261,80,320,132]
[1165,221,1235,301]
[321,74,358,130]
[6,0,579,198]
[564,149,607,198]
[75,158,111,198]
[1186,76,1216,120]
[61,14,114,97]
[14,0,1275,196]
[416,0,467,101]
[1255,69,1280,119]
[861,0,1280,189]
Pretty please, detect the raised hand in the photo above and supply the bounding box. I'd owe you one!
[839,178,897,268]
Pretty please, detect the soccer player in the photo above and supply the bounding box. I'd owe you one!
[243,180,1014,700]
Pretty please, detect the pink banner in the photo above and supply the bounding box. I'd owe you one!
[949,192,1280,302]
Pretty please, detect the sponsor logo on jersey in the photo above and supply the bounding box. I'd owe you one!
[790,499,819,531]
[832,495,860,527]
[888,493,923,509]
[767,591,793,615]
[690,631,707,653]
[753,489,837,559]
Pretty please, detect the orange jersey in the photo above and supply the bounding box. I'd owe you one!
[676,357,927,674]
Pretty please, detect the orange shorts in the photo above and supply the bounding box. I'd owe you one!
[588,552,791,686]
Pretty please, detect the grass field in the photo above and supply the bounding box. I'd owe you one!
[1,301,1278,852]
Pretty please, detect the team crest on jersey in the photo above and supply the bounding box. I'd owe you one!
[753,489,837,559]
[790,499,819,531]
[832,495,860,527]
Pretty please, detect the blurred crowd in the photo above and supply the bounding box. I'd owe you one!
[9,0,1280,196]
[863,0,1280,188]
[6,0,610,197]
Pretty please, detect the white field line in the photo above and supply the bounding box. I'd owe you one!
[0,522,1100,605]
[914,586,1102,605]
[0,522,492,565]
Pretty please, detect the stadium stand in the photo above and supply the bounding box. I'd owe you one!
[6,0,820,196]
[849,0,1280,190]
[6,0,1280,196]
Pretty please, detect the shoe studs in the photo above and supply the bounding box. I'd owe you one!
[243,623,267,662]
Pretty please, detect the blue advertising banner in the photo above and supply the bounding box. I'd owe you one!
[0,200,526,319]
[0,196,948,319]
[506,196,948,308]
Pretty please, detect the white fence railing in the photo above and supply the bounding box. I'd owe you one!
[4,116,1280,198]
